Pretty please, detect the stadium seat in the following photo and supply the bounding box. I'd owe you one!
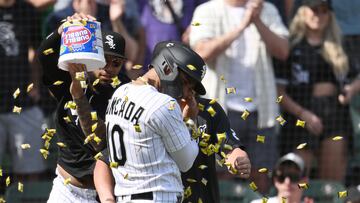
[4,180,52,203]
[219,180,262,203]
[303,180,346,203]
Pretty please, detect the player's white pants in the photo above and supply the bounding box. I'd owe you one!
[47,170,98,203]
[116,191,183,203]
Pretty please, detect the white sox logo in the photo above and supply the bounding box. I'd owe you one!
[105,35,116,49]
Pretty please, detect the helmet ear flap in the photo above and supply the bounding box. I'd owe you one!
[152,52,183,99]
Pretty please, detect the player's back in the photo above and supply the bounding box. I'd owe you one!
[105,83,190,196]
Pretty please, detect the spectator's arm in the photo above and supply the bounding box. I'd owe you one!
[193,26,245,64]
[253,18,289,60]
[94,160,115,203]
[251,1,289,60]
[339,79,360,105]
[277,85,323,135]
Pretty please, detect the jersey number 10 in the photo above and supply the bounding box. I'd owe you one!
[107,123,127,166]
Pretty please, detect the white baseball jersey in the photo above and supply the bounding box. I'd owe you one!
[105,83,192,197]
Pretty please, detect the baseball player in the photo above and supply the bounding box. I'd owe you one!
[104,41,205,202]
[37,13,129,202]
[94,96,251,203]
[181,96,251,203]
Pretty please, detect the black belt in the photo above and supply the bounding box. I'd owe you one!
[129,192,153,200]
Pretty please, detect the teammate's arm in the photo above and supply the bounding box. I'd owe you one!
[94,160,115,203]
[68,63,107,152]
[210,101,251,179]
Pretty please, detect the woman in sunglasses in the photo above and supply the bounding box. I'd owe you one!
[252,153,313,203]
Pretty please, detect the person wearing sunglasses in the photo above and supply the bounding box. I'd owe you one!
[252,153,313,203]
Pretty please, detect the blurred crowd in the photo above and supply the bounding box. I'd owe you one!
[1,0,360,202]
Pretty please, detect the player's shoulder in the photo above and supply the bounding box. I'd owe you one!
[197,97,224,114]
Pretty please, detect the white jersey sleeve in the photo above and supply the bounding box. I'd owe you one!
[149,101,191,152]
[149,101,199,171]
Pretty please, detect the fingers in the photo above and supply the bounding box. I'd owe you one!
[234,157,251,179]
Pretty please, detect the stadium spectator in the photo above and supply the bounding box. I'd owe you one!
[137,0,207,67]
[251,153,314,203]
[0,0,47,182]
[275,0,351,181]
[189,0,289,194]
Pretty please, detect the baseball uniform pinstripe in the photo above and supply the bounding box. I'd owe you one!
[105,83,193,202]
[47,169,98,203]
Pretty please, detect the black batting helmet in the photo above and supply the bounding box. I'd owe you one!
[151,41,206,99]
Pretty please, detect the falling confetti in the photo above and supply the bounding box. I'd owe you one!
[57,142,67,148]
[217,133,226,143]
[298,183,309,189]
[18,182,24,192]
[43,48,54,55]
[226,87,236,94]
[249,182,258,191]
[63,116,72,123]
[184,186,192,199]
[201,178,208,186]
[241,110,250,120]
[92,79,100,86]
[20,144,31,150]
[338,191,347,198]
[276,95,283,103]
[94,152,103,160]
[186,178,197,183]
[168,100,176,110]
[198,165,208,170]
[256,135,265,143]
[64,178,71,185]
[276,115,287,126]
[209,99,218,104]
[223,144,233,151]
[187,64,197,71]
[94,136,102,145]
[27,83,34,93]
[80,81,88,89]
[244,97,253,102]
[91,112,98,121]
[296,143,307,150]
[64,101,77,110]
[53,81,64,85]
[258,168,268,173]
[296,120,306,128]
[207,106,216,117]
[332,136,343,141]
[198,103,205,111]
[262,197,268,203]
[6,176,11,187]
[13,88,20,99]
[111,76,121,88]
[110,162,119,168]
[75,71,86,81]
[132,64,143,70]
[91,123,98,132]
[13,106,22,114]
[191,22,201,26]
[40,149,49,159]
[134,124,142,132]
